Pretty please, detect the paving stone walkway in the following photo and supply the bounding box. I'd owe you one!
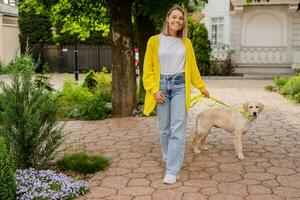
[54,79,300,200]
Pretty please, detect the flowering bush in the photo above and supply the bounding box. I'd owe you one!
[16,168,89,200]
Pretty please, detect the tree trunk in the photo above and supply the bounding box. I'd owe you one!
[136,15,156,102]
[109,0,137,117]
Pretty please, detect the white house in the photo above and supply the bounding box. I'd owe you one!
[202,0,300,76]
[0,0,19,64]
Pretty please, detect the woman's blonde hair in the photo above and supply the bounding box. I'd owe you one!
[161,5,188,39]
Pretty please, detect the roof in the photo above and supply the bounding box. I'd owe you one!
[0,2,18,17]
[231,0,299,6]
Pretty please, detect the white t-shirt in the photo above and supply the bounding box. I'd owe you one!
[158,33,186,75]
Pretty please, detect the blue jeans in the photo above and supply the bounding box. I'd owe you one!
[156,72,187,176]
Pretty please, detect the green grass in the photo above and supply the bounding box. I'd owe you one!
[57,153,109,175]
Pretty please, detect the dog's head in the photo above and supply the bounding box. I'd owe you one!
[243,102,264,118]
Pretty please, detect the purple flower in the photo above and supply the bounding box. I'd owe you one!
[16,168,89,200]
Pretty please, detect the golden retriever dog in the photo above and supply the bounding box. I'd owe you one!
[192,102,264,160]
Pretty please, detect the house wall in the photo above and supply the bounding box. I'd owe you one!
[237,5,290,65]
[0,14,3,62]
[241,6,287,47]
[202,0,231,45]
[292,11,300,68]
[0,15,19,64]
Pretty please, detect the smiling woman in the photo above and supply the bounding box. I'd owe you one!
[143,4,210,185]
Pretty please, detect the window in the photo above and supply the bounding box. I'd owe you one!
[3,0,16,6]
[211,17,224,45]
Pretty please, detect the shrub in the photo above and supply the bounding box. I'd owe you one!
[34,73,55,92]
[188,18,211,75]
[76,90,111,120]
[268,74,300,103]
[82,70,99,92]
[210,58,235,76]
[0,137,16,200]
[83,68,111,93]
[58,80,93,117]
[265,85,277,92]
[0,60,5,74]
[16,168,88,200]
[0,53,65,169]
[294,93,300,103]
[0,60,10,74]
[57,153,109,175]
[282,76,300,97]
[274,75,288,88]
[60,69,112,120]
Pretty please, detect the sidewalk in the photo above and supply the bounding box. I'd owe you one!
[2,73,298,199]
[52,78,300,200]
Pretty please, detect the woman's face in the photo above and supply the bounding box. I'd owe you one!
[167,9,184,33]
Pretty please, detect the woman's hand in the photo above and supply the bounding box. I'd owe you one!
[202,90,210,98]
[154,91,166,103]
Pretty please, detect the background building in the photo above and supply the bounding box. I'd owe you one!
[0,0,19,64]
[202,0,300,76]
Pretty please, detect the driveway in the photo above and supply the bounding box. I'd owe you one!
[54,78,300,200]
[2,74,299,199]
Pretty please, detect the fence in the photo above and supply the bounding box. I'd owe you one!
[31,44,112,73]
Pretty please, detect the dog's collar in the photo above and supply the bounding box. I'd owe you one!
[242,111,250,120]
[235,108,250,120]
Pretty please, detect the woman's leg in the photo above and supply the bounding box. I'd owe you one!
[165,77,186,176]
[156,78,171,162]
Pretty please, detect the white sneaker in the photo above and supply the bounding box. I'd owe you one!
[163,174,178,184]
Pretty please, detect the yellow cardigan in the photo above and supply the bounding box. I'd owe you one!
[143,34,206,116]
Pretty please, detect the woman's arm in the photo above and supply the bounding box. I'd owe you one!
[188,39,207,94]
[143,37,159,94]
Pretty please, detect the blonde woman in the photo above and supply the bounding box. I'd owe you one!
[143,5,209,184]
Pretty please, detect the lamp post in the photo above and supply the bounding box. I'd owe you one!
[74,43,79,81]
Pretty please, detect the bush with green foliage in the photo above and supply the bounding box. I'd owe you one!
[76,90,111,120]
[82,68,111,92]
[210,58,235,76]
[188,18,211,75]
[59,69,112,120]
[266,74,300,103]
[0,61,5,74]
[82,70,99,92]
[34,74,55,92]
[274,75,289,87]
[282,75,300,102]
[57,153,109,175]
[209,44,236,76]
[0,53,65,169]
[0,137,16,200]
[58,80,93,118]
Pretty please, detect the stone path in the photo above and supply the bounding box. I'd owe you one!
[55,79,300,200]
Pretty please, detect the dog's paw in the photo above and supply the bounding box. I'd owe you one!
[193,147,201,154]
[201,145,209,150]
[238,154,245,160]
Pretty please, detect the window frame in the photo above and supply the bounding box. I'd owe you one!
[211,17,224,45]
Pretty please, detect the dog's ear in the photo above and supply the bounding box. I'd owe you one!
[258,102,264,113]
[243,102,249,112]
